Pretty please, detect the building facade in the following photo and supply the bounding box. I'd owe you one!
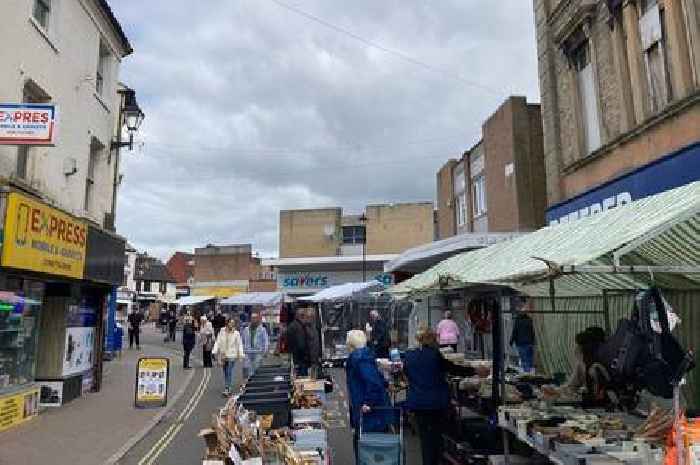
[534,0,700,224]
[270,203,434,295]
[166,251,194,297]
[436,96,547,239]
[0,0,132,428]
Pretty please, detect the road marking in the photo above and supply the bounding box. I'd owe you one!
[137,368,211,465]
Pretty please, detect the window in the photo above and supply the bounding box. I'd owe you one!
[159,282,167,294]
[473,175,487,218]
[84,140,101,212]
[33,0,51,30]
[96,41,111,96]
[640,1,672,113]
[16,82,51,181]
[572,41,602,153]
[342,226,366,245]
[454,169,466,227]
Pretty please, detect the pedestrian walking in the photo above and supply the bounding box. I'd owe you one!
[127,309,143,350]
[286,309,309,376]
[212,318,245,396]
[182,320,196,369]
[241,311,270,378]
[368,310,390,359]
[212,309,226,338]
[200,316,215,368]
[510,298,536,373]
[436,310,460,352]
[168,308,178,342]
[345,330,391,462]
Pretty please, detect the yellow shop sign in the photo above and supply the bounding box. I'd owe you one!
[0,388,39,432]
[2,192,87,279]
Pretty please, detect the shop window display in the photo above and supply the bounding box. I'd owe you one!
[0,282,43,394]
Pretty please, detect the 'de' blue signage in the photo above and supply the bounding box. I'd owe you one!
[547,142,700,225]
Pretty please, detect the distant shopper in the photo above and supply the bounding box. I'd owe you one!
[286,309,310,376]
[182,321,196,369]
[303,308,322,376]
[200,316,215,368]
[212,309,226,338]
[212,319,245,396]
[403,328,452,465]
[127,309,143,350]
[436,310,460,352]
[241,311,270,378]
[168,308,178,342]
[368,310,390,359]
[510,300,536,373]
[345,330,391,462]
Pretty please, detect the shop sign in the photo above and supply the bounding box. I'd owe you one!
[547,142,700,225]
[135,357,169,408]
[279,270,393,290]
[0,387,39,432]
[0,103,57,145]
[1,192,87,279]
[84,226,126,285]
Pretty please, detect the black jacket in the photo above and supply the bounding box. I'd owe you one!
[510,313,535,346]
[370,318,391,358]
[182,324,196,351]
[286,319,308,365]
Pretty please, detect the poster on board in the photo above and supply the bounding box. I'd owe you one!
[135,357,169,408]
[62,326,95,377]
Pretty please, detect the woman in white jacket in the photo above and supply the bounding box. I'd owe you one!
[212,318,245,396]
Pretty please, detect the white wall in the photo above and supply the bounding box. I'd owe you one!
[0,0,127,225]
[124,249,137,291]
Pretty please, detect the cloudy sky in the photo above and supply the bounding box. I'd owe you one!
[110,0,540,260]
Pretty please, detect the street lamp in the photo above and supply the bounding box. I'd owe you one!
[111,88,145,152]
[359,213,368,282]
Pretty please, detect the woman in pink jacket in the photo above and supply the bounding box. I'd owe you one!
[436,311,460,352]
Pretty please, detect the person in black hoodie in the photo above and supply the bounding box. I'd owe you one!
[286,309,309,376]
[510,300,536,373]
[182,321,196,369]
[368,310,390,359]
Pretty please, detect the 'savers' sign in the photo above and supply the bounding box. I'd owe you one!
[1,192,87,279]
[0,103,57,145]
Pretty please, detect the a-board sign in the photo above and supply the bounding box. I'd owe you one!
[134,357,169,408]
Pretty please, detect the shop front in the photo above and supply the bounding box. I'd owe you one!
[0,190,124,431]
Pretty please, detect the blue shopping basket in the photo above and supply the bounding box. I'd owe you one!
[358,407,403,465]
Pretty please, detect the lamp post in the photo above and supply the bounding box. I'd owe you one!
[359,213,367,282]
[110,87,144,230]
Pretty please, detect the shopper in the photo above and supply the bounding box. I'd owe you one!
[303,308,322,377]
[241,311,270,378]
[200,316,215,368]
[368,310,390,359]
[436,310,460,351]
[286,309,309,376]
[212,318,245,396]
[510,300,536,373]
[127,309,143,350]
[345,330,392,462]
[167,308,178,342]
[212,309,226,338]
[182,320,196,369]
[403,328,450,465]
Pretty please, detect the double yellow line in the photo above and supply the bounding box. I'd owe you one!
[138,368,211,465]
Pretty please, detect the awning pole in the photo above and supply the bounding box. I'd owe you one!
[549,277,556,313]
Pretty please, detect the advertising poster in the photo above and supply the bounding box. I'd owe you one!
[0,103,57,145]
[39,381,64,407]
[62,327,95,377]
[135,357,169,408]
[0,387,39,432]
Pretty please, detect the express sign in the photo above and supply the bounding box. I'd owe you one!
[0,103,57,146]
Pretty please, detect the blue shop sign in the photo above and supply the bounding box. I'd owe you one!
[547,142,700,225]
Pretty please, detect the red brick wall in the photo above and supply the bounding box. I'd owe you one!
[166,252,194,285]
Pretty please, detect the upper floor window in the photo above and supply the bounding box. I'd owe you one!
[84,139,102,212]
[96,40,111,96]
[33,0,51,30]
[639,0,672,113]
[572,40,602,154]
[342,226,366,245]
[16,81,51,181]
[473,175,487,218]
[453,168,466,227]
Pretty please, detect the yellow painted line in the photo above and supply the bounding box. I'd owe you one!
[138,369,210,465]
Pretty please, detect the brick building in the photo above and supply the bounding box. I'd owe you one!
[534,0,700,224]
[436,96,547,239]
[191,244,276,297]
[268,203,434,295]
[165,251,194,297]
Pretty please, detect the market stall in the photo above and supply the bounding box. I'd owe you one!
[221,292,284,336]
[389,181,700,465]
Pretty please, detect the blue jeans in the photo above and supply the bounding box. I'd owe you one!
[223,360,236,391]
[517,344,534,373]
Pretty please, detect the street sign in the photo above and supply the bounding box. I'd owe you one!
[134,357,169,408]
[0,103,57,145]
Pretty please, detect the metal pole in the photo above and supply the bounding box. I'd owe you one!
[602,290,611,336]
[110,92,124,229]
[362,239,366,282]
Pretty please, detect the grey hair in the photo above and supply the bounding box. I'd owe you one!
[346,330,367,351]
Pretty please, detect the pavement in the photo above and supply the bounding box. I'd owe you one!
[0,325,195,465]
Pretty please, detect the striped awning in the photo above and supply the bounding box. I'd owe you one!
[389,181,700,298]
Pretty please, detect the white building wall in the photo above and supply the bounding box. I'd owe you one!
[0,0,128,225]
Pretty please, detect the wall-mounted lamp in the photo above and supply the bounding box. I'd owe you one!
[111,88,144,152]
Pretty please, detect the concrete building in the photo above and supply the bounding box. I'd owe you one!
[533,0,700,224]
[191,244,276,298]
[166,251,194,297]
[269,203,434,295]
[436,96,547,239]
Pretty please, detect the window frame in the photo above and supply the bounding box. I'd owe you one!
[639,1,672,113]
[342,225,366,245]
[572,39,603,155]
[96,40,111,96]
[32,0,51,31]
[84,141,101,213]
[472,175,487,218]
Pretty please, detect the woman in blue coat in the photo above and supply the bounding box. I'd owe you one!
[345,330,391,461]
[403,328,452,465]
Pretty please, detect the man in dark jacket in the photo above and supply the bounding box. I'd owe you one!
[368,310,390,359]
[510,300,536,373]
[286,309,309,376]
[303,309,322,376]
[167,308,178,342]
[128,310,143,350]
[212,309,226,338]
[182,322,196,369]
